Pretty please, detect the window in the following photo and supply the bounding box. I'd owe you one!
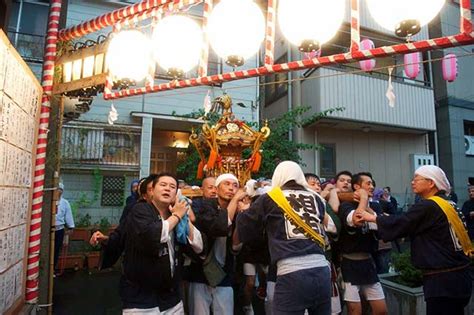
[464,120,474,136]
[464,120,474,156]
[101,176,125,207]
[319,144,336,178]
[7,1,48,61]
[61,125,140,166]
[207,49,222,76]
[61,127,105,160]
[265,54,288,106]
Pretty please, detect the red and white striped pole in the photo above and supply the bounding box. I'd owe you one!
[103,31,474,100]
[350,0,360,53]
[198,0,212,77]
[26,0,62,304]
[460,0,473,35]
[264,0,276,65]
[58,0,174,41]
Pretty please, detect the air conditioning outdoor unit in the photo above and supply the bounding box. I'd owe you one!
[410,154,435,174]
[465,135,474,156]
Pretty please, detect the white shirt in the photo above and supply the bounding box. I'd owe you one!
[161,220,203,275]
[56,197,75,229]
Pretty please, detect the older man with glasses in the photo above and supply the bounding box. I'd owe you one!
[358,165,473,315]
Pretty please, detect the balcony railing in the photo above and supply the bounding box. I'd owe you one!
[7,31,45,62]
[302,67,436,131]
[61,125,141,167]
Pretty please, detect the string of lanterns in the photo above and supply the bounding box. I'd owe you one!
[106,0,451,83]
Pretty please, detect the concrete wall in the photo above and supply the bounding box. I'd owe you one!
[300,126,427,206]
[61,170,139,225]
[437,105,474,203]
[430,0,474,203]
[302,68,436,131]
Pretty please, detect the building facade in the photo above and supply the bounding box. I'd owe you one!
[430,0,474,203]
[262,0,438,207]
[6,0,260,224]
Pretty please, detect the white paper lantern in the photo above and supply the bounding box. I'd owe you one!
[107,30,152,81]
[207,0,265,67]
[152,15,202,76]
[366,0,446,37]
[278,0,345,51]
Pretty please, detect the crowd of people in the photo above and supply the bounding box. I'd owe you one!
[83,162,473,315]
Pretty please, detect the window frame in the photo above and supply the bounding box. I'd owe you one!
[101,175,126,207]
[319,143,337,178]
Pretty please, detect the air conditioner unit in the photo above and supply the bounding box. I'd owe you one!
[465,135,474,156]
[411,154,435,174]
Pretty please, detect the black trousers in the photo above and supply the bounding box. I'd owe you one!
[54,229,65,270]
[426,296,470,315]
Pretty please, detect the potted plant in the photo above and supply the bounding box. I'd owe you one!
[85,244,101,271]
[379,251,425,315]
[58,253,85,271]
[71,214,92,242]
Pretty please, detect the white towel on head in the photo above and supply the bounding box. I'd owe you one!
[415,165,451,195]
[245,179,258,198]
[215,173,239,188]
[271,161,309,190]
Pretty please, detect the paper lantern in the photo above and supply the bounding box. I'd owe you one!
[278,0,345,52]
[366,0,446,37]
[404,52,421,79]
[359,39,376,72]
[442,53,458,82]
[208,0,265,67]
[152,15,203,75]
[107,30,152,81]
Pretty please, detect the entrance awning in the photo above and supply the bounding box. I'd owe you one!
[131,112,204,132]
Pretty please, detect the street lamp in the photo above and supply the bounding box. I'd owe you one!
[278,0,345,52]
[107,29,152,81]
[207,0,265,67]
[152,15,203,78]
[366,0,446,38]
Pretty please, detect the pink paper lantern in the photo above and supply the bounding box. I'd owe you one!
[442,53,458,82]
[404,52,421,79]
[359,39,376,72]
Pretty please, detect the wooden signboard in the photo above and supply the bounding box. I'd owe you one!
[0,29,42,314]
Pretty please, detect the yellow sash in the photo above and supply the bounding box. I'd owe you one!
[267,187,326,248]
[429,196,474,257]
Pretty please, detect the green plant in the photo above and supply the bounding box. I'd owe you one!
[97,217,111,234]
[391,251,423,288]
[76,214,92,228]
[70,168,102,219]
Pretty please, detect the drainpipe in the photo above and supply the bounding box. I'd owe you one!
[14,0,23,46]
[427,51,439,165]
[287,41,293,141]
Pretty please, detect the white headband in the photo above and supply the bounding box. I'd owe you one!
[415,165,451,195]
[271,161,309,189]
[215,173,239,188]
